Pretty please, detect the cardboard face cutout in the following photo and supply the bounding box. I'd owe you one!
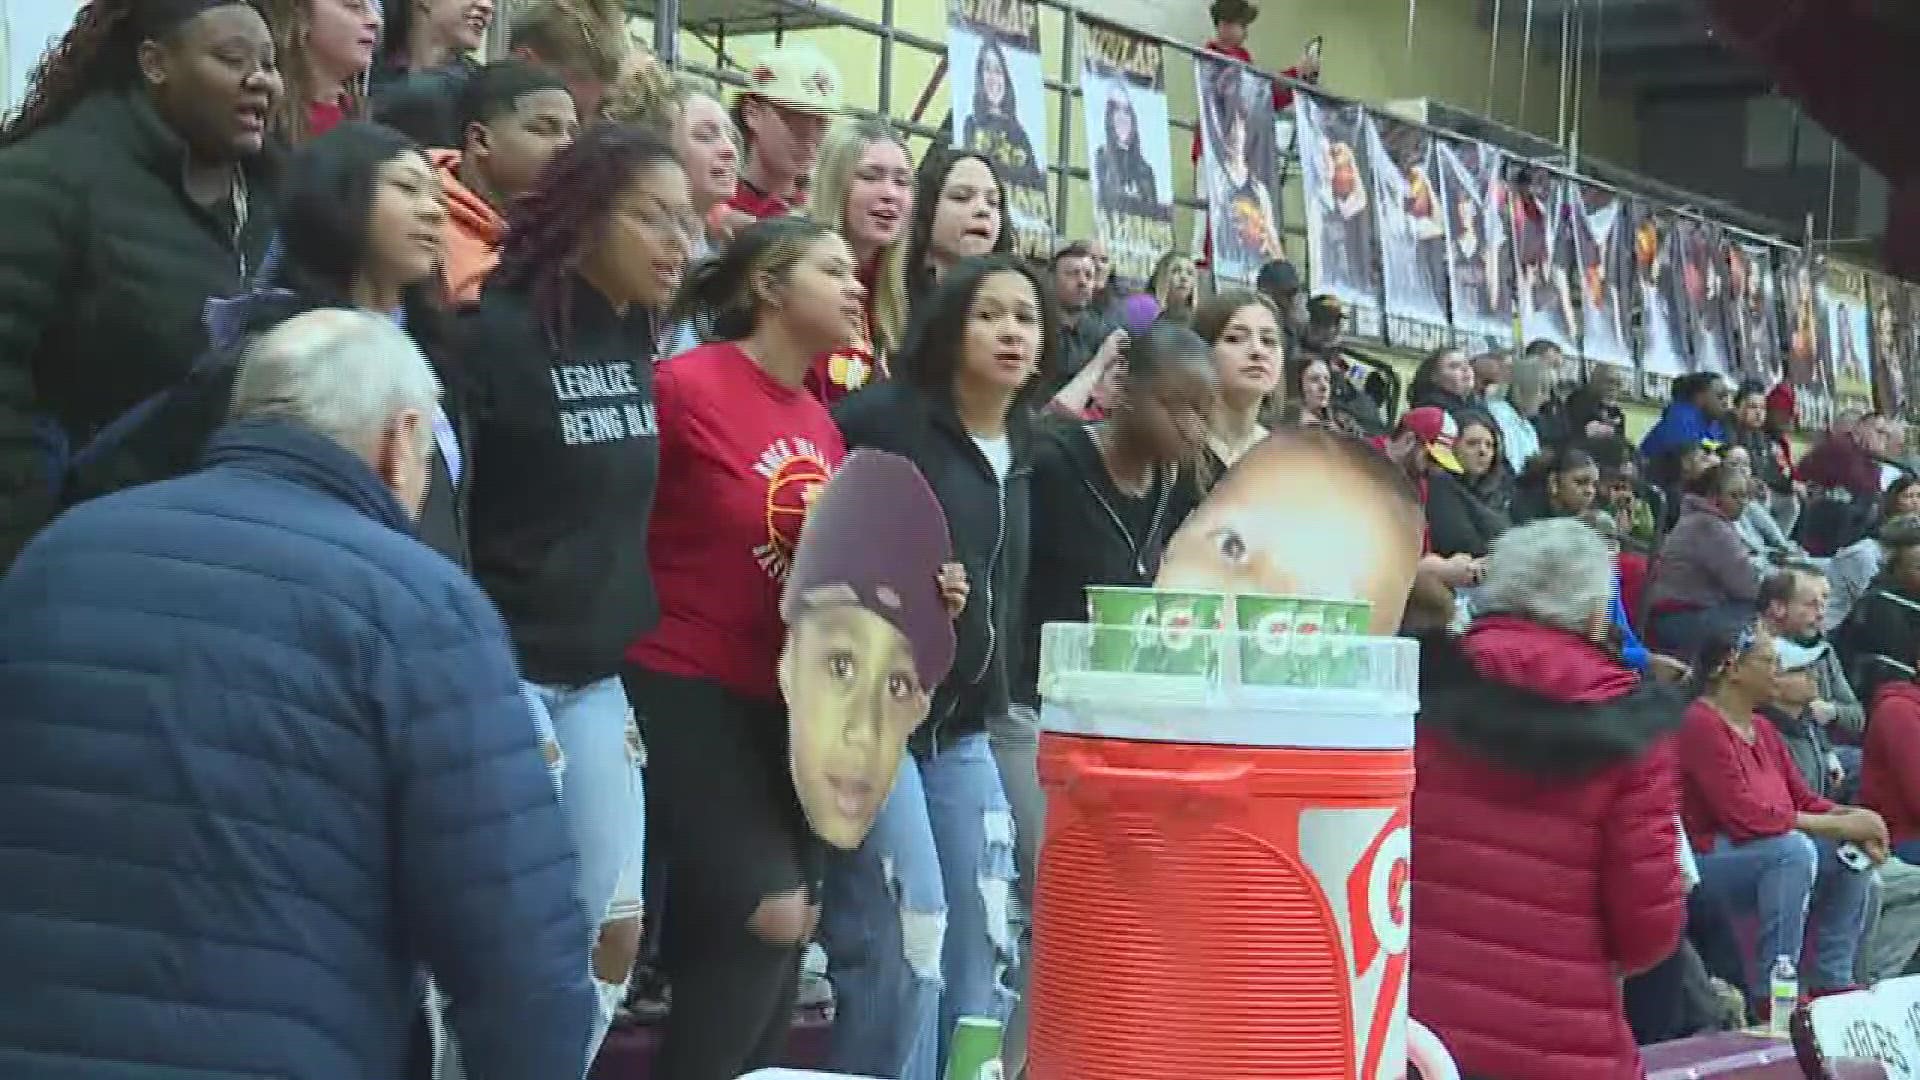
[780,449,956,849]
[1156,428,1424,633]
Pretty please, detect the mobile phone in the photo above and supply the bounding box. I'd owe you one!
[1305,36,1324,61]
[1837,841,1872,873]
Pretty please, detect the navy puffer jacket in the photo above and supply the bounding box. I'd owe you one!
[0,418,595,1080]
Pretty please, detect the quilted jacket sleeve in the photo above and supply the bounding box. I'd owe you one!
[0,141,80,564]
[377,578,596,1080]
[1599,736,1687,977]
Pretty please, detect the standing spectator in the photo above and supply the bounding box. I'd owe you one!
[461,123,691,1052]
[1294,295,1389,434]
[0,0,282,565]
[505,0,627,121]
[1510,444,1600,525]
[1048,242,1125,387]
[1758,568,1865,743]
[62,122,465,565]
[907,147,1012,290]
[1413,519,1687,1080]
[825,255,1050,1080]
[370,0,491,96]
[1408,346,1478,419]
[435,61,579,303]
[1641,372,1732,474]
[0,309,597,1080]
[1828,483,1920,633]
[624,218,864,1080]
[804,117,914,404]
[1019,323,1216,703]
[1147,251,1198,326]
[1192,289,1282,483]
[1255,257,1306,355]
[1647,464,1763,656]
[724,42,841,221]
[284,0,383,139]
[1682,620,1886,1002]
[1838,514,1920,703]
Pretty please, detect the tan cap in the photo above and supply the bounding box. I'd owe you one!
[740,42,844,116]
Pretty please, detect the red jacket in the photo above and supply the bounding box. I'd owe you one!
[1864,680,1920,844]
[1412,615,1687,1080]
[1679,697,1835,850]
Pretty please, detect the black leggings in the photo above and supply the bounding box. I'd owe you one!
[625,666,822,1080]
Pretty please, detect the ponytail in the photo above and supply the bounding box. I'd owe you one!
[669,216,834,344]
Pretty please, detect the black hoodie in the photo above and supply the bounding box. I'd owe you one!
[460,275,659,687]
[833,381,1033,752]
[1018,422,1200,705]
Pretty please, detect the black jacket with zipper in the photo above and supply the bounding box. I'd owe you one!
[0,89,279,565]
[1018,421,1200,706]
[833,381,1032,754]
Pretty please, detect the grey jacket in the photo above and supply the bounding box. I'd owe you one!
[1649,494,1763,611]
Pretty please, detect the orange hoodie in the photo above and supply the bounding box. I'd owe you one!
[431,149,505,305]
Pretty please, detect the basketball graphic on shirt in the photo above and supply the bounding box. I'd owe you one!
[753,437,833,580]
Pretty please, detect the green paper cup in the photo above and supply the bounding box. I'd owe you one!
[1323,599,1374,683]
[1290,600,1332,686]
[946,1015,1005,1080]
[1153,590,1226,676]
[1086,586,1160,672]
[1236,593,1302,686]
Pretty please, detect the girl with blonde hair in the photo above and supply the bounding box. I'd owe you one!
[804,115,914,403]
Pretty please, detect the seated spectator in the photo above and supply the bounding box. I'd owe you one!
[1647,464,1762,657]
[1758,567,1864,745]
[1413,518,1686,1080]
[1766,638,1850,803]
[1049,241,1125,386]
[1661,439,1721,532]
[1255,257,1305,355]
[1510,443,1599,525]
[1865,659,1920,863]
[1588,436,1662,551]
[1483,344,1555,473]
[1641,372,1732,475]
[1193,290,1282,482]
[1456,412,1515,519]
[1277,353,1364,437]
[1732,380,1796,529]
[1839,513,1920,702]
[1827,477,1920,633]
[1408,346,1479,420]
[0,309,596,1080]
[1799,411,1883,557]
[1861,413,1915,494]
[1564,358,1628,444]
[1147,252,1198,326]
[435,61,579,304]
[1295,295,1389,434]
[1681,620,1887,1002]
[1721,448,1800,570]
[1427,413,1511,559]
[1762,381,1803,533]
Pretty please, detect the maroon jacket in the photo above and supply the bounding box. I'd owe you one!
[1412,615,1688,1080]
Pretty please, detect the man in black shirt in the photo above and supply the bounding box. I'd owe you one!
[1049,241,1124,390]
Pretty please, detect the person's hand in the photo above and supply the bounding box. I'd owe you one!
[1809,699,1837,726]
[1865,836,1892,864]
[1584,419,1615,440]
[710,205,753,247]
[1432,553,1478,588]
[1648,653,1692,685]
[1839,807,1890,848]
[1092,327,1129,371]
[938,562,969,619]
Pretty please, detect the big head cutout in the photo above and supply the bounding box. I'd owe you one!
[781,449,957,850]
[1157,428,1425,632]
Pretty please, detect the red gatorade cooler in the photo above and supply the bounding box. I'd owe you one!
[1026,623,1454,1080]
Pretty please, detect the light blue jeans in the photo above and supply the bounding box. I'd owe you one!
[1695,830,1873,996]
[821,731,1018,1080]
[524,676,645,1056]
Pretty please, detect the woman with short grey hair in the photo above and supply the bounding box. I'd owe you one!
[1475,517,1617,637]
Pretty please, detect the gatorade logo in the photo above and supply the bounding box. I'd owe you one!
[1256,610,1295,656]
[1161,605,1198,652]
[1295,611,1325,656]
[1129,608,1159,651]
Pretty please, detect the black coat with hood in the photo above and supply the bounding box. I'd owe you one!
[1018,422,1200,705]
[60,288,471,567]
[834,381,1033,753]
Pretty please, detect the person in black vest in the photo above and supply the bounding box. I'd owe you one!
[0,0,282,564]
[825,254,1057,1078]
[459,121,691,1059]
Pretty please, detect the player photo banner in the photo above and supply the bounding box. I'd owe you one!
[1435,139,1512,348]
[1296,94,1381,311]
[1365,118,1449,335]
[1674,218,1732,375]
[1779,247,1827,393]
[948,0,1051,260]
[1196,53,1285,284]
[1508,168,1578,355]
[1631,203,1690,378]
[780,449,955,851]
[1080,17,1175,287]
[1824,263,1874,405]
[1724,242,1783,387]
[1870,275,1909,417]
[1576,186,1633,371]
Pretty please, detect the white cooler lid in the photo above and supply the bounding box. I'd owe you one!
[1041,673,1416,750]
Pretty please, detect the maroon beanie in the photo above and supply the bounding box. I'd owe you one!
[782,449,957,689]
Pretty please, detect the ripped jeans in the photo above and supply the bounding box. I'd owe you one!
[821,731,1017,1080]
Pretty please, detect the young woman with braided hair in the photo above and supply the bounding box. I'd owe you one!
[0,0,282,566]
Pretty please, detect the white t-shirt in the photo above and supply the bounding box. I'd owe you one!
[972,434,1012,482]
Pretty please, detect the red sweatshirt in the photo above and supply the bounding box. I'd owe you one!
[1679,698,1835,852]
[627,341,847,701]
[1864,681,1920,844]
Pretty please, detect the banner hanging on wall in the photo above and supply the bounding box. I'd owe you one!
[1435,139,1512,349]
[1509,169,1578,354]
[1365,118,1450,335]
[1295,94,1381,311]
[1196,54,1285,284]
[1576,185,1633,371]
[947,0,1052,260]
[1079,17,1175,287]
[1823,264,1875,404]
[1725,242,1783,387]
[1779,248,1828,393]
[1871,275,1908,417]
[1631,203,1690,378]
[1674,219,1732,375]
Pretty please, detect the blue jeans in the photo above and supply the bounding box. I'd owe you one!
[821,732,1018,1080]
[524,676,645,1054]
[1695,831,1872,996]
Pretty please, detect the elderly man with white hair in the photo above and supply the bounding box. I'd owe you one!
[0,310,597,1080]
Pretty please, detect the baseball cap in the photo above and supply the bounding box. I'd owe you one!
[1397,406,1463,474]
[740,42,844,116]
